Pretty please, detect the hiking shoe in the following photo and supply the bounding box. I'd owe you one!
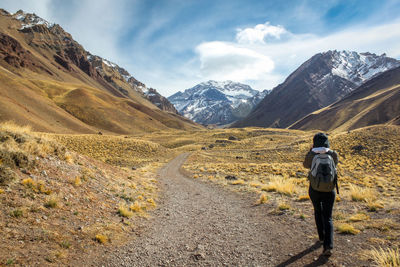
[322,249,332,257]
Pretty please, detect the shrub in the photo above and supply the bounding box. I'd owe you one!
[44,199,57,208]
[60,241,71,249]
[10,209,23,218]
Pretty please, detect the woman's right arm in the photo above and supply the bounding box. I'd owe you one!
[303,151,314,169]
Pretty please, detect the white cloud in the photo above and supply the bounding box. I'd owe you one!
[195,41,274,82]
[236,22,287,44]
[193,19,400,92]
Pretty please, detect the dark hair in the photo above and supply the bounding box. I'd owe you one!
[313,132,330,148]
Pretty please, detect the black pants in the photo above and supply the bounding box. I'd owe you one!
[309,186,335,250]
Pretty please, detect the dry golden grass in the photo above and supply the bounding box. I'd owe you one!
[255,193,268,205]
[95,234,108,244]
[118,206,134,218]
[337,223,360,235]
[369,247,400,267]
[0,122,162,265]
[349,184,377,202]
[261,176,298,196]
[349,213,370,222]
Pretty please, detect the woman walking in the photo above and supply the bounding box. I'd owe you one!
[303,133,339,256]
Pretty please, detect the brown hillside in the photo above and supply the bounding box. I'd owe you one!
[290,66,400,132]
[0,10,199,134]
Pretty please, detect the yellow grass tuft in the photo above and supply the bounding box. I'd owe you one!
[337,223,360,235]
[230,179,245,185]
[367,200,384,212]
[278,202,291,211]
[130,201,142,212]
[74,176,82,187]
[22,178,35,187]
[262,176,297,196]
[0,121,32,134]
[95,234,108,244]
[0,188,4,194]
[349,213,370,222]
[44,198,58,208]
[255,193,268,205]
[349,184,377,202]
[118,206,133,218]
[369,247,400,267]
[64,153,74,163]
[146,198,156,207]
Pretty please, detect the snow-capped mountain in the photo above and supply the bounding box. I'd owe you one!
[234,50,400,128]
[168,80,269,125]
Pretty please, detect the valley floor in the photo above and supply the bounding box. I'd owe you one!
[93,153,371,266]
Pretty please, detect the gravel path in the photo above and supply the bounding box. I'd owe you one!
[97,153,345,266]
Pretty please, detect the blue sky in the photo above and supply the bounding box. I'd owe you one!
[1,0,400,96]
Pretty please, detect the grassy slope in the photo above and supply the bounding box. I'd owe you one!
[0,14,200,134]
[0,123,174,266]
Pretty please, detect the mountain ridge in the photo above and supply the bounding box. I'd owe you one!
[0,9,191,133]
[289,66,400,131]
[169,80,269,125]
[233,50,400,128]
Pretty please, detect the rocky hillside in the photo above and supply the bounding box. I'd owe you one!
[0,9,191,133]
[169,80,269,125]
[233,50,400,128]
[290,66,400,131]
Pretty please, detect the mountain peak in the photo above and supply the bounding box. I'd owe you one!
[12,10,54,30]
[168,81,269,125]
[234,50,400,129]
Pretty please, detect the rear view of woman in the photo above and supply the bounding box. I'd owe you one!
[303,133,339,257]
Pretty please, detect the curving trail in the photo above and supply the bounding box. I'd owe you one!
[96,153,346,266]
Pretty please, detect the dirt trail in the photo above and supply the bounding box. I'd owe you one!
[96,153,350,266]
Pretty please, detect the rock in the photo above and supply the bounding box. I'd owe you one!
[201,147,207,150]
[228,136,238,140]
[191,253,205,261]
[236,156,243,159]
[131,167,136,170]
[215,140,232,144]
[225,175,237,180]
[352,145,366,153]
[208,144,214,149]
[98,131,103,135]
[41,170,47,176]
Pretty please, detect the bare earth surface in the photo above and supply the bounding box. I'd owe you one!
[94,154,367,267]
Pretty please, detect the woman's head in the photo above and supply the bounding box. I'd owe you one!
[313,132,330,148]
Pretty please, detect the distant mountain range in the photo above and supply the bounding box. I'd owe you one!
[0,9,192,134]
[233,50,400,128]
[168,80,269,125]
[290,65,400,131]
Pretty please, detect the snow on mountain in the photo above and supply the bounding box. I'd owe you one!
[330,51,400,86]
[234,50,400,129]
[168,80,268,125]
[13,10,54,30]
